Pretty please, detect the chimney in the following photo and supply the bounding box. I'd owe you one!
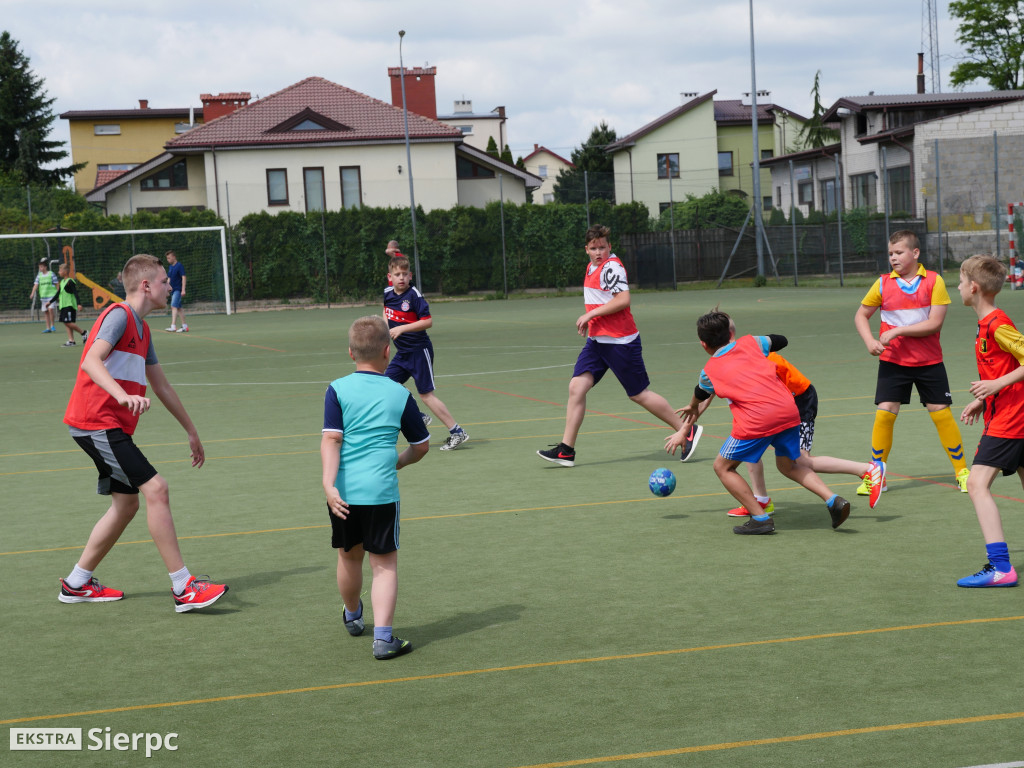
[200,92,252,122]
[139,99,149,109]
[681,91,699,102]
[453,99,472,114]
[917,52,926,94]
[388,66,437,120]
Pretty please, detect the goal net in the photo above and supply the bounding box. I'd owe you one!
[0,226,230,322]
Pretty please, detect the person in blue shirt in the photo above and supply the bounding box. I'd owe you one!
[164,250,188,332]
[384,254,469,450]
[321,315,430,660]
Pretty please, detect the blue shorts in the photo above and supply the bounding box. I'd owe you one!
[720,425,802,463]
[386,342,436,395]
[170,290,183,308]
[572,337,650,397]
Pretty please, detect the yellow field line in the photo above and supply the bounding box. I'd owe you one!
[512,710,1024,768]
[3,615,1020,726]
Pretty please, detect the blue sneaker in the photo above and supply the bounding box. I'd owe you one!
[957,563,1018,588]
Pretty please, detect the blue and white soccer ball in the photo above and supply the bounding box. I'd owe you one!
[649,467,676,497]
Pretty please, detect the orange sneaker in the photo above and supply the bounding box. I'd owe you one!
[726,499,774,517]
[173,576,228,613]
[59,577,124,603]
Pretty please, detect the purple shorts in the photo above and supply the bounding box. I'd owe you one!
[572,337,650,397]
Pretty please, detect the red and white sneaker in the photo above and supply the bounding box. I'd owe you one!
[727,499,774,517]
[58,577,124,603]
[173,576,228,613]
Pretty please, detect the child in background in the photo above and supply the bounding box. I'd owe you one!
[51,263,88,347]
[30,258,58,332]
[955,255,1024,587]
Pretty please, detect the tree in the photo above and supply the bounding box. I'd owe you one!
[795,70,839,149]
[0,31,82,185]
[500,143,514,166]
[552,121,616,204]
[948,0,1024,89]
[484,136,500,159]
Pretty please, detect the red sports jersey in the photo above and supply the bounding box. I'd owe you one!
[583,255,638,342]
[975,308,1024,439]
[64,303,151,435]
[703,335,800,439]
[866,268,947,366]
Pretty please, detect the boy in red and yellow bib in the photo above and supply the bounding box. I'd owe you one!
[854,230,969,495]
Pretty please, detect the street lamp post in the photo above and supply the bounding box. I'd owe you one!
[398,30,422,289]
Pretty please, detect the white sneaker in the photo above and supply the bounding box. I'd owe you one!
[440,430,468,451]
[165,326,176,332]
[178,324,189,333]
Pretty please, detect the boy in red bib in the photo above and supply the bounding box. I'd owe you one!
[667,309,851,534]
[537,224,684,467]
[60,254,227,612]
[955,255,1024,587]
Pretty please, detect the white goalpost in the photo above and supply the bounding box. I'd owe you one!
[0,226,232,316]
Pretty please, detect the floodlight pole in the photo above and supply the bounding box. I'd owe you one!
[398,30,422,290]
[749,0,765,278]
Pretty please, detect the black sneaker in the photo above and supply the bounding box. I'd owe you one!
[373,636,412,660]
[828,496,851,529]
[62,340,76,347]
[344,600,364,636]
[537,443,575,467]
[733,517,775,535]
[678,424,703,462]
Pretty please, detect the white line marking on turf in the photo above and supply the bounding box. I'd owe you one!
[171,363,576,386]
[960,763,1024,768]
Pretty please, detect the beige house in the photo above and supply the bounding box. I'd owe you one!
[606,90,808,218]
[85,77,539,218]
[521,145,574,204]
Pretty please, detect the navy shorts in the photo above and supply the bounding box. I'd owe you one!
[329,501,400,554]
[875,360,953,406]
[72,428,158,495]
[386,342,436,395]
[973,435,1024,476]
[170,290,183,309]
[572,337,651,397]
[58,307,77,324]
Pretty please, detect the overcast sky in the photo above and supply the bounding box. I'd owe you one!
[6,0,971,163]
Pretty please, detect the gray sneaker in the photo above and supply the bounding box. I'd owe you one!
[373,636,413,660]
[733,516,776,535]
[344,600,364,636]
[440,430,468,451]
[421,412,432,427]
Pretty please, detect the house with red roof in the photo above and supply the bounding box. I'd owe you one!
[521,145,574,204]
[85,76,539,217]
[605,90,808,219]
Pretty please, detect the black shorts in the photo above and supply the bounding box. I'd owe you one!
[329,501,400,554]
[875,360,953,406]
[794,385,818,453]
[58,307,77,324]
[73,428,158,495]
[973,435,1024,476]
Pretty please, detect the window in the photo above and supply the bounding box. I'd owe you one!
[93,124,121,135]
[304,167,325,212]
[267,169,288,206]
[456,125,472,134]
[776,186,782,207]
[762,196,773,211]
[538,164,548,178]
[658,202,672,214]
[98,163,137,171]
[340,166,361,209]
[798,181,814,207]
[820,178,838,215]
[718,151,734,177]
[657,153,679,179]
[140,159,187,190]
[542,193,554,204]
[851,172,877,210]
[886,165,912,214]
[456,155,494,179]
[761,149,774,161]
[855,113,869,137]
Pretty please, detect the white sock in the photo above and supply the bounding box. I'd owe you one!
[755,495,770,505]
[66,564,93,589]
[170,566,192,595]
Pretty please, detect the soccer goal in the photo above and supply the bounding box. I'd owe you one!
[0,226,231,318]
[1009,203,1024,291]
